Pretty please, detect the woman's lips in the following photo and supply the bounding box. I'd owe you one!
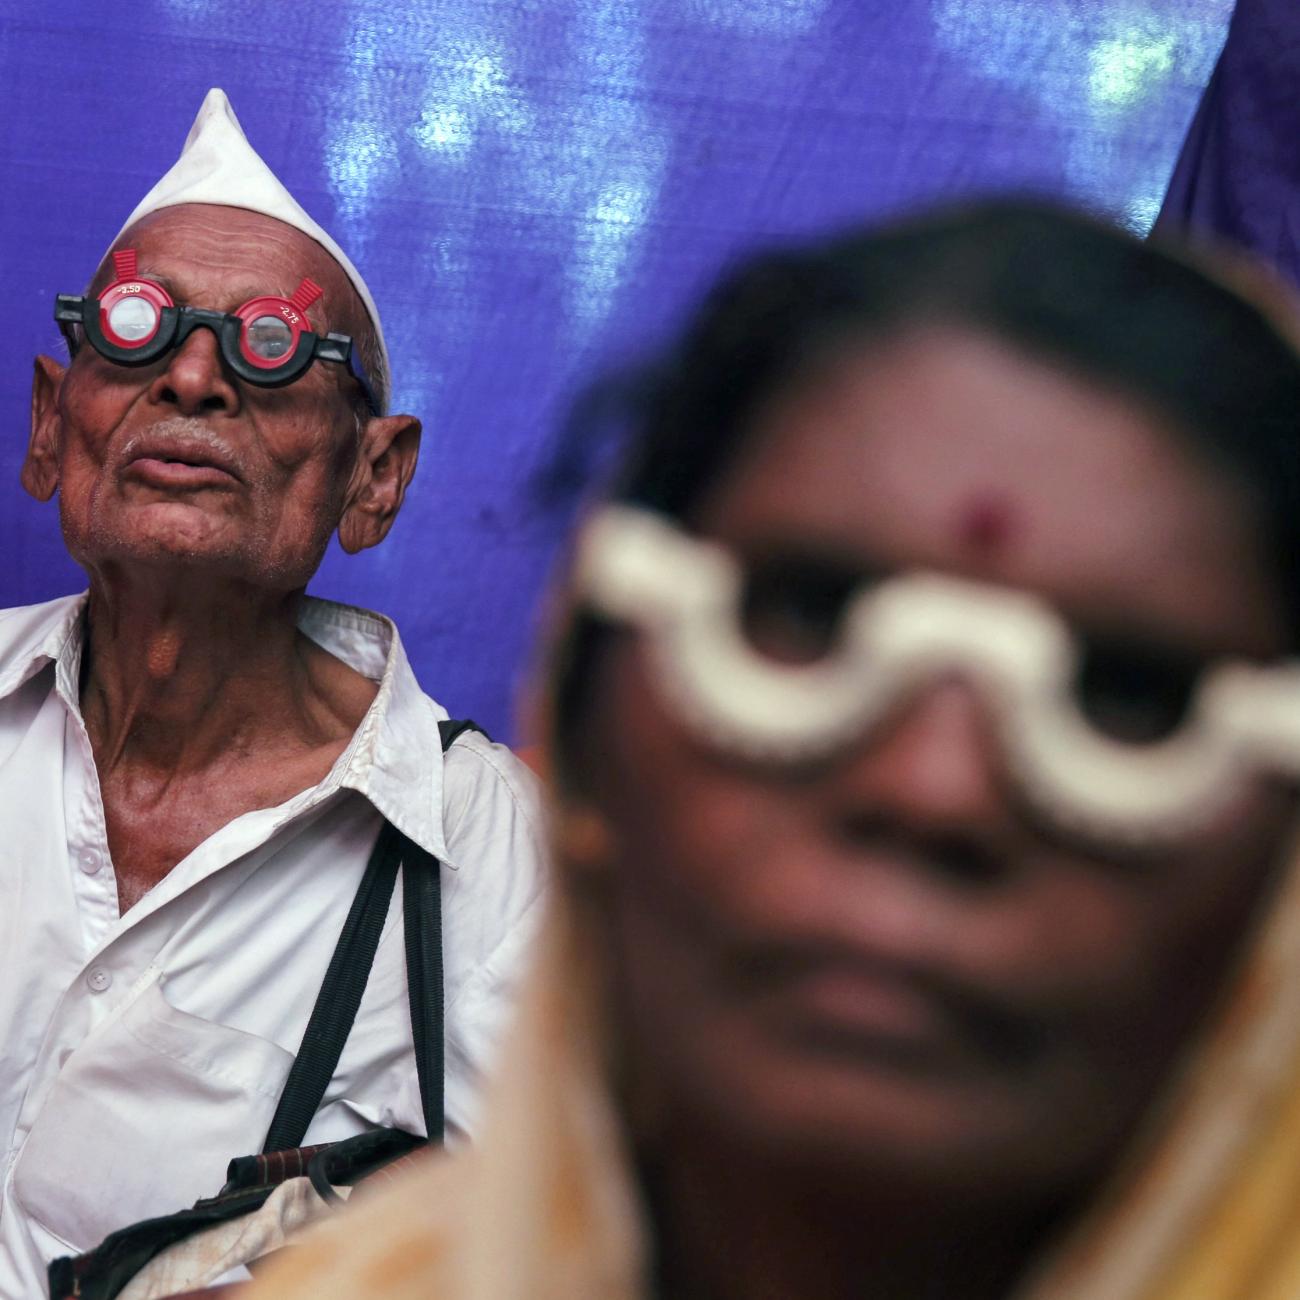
[734,936,1040,1074]
[125,457,241,490]
[791,964,942,1037]
[763,961,960,1067]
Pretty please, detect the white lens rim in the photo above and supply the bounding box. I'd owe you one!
[574,505,1300,845]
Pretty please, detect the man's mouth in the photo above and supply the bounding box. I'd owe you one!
[123,431,244,490]
[125,456,241,490]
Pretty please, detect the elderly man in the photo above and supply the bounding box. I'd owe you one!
[0,91,544,1296]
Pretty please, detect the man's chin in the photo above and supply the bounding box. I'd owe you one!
[68,516,265,583]
[62,499,331,591]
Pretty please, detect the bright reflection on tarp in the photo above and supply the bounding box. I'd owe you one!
[933,0,1231,229]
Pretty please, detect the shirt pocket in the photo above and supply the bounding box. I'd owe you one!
[11,974,294,1252]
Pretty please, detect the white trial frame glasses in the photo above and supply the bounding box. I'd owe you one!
[574,505,1300,846]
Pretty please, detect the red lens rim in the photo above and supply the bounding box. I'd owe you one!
[99,279,173,348]
[234,296,309,371]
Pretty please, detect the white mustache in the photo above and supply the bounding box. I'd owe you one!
[120,419,245,481]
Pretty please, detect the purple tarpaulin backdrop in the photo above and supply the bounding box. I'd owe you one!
[0,1,1236,739]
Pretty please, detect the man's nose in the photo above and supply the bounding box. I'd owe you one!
[147,326,241,416]
[824,676,1013,873]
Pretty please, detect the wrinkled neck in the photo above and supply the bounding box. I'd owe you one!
[80,569,319,775]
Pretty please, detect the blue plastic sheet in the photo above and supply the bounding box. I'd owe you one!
[0,1,1233,736]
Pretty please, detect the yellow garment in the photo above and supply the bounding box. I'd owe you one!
[246,825,1300,1300]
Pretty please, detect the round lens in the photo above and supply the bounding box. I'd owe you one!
[107,295,158,343]
[1073,637,1198,744]
[741,559,858,664]
[246,314,295,362]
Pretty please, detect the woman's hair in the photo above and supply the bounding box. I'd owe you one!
[549,198,1300,766]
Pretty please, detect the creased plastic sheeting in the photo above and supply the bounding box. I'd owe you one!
[1155,0,1300,284]
[0,0,1232,738]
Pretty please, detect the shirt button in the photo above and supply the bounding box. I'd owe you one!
[86,967,112,993]
[80,853,101,875]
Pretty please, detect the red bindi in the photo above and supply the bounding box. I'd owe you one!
[954,494,1018,555]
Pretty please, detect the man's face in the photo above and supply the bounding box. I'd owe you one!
[29,203,380,590]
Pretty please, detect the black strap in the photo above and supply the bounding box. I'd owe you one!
[262,821,404,1153]
[403,839,445,1142]
[262,718,485,1154]
[437,717,483,750]
[410,719,483,1141]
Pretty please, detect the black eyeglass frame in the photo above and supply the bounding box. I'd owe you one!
[54,294,382,417]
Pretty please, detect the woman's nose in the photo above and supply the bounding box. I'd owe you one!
[823,676,1013,874]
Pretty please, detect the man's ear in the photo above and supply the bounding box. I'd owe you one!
[23,355,65,502]
[338,413,422,554]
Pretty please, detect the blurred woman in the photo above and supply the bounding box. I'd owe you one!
[245,200,1300,1300]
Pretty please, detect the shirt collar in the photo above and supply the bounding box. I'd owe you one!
[0,591,453,867]
[0,593,88,701]
[297,597,453,865]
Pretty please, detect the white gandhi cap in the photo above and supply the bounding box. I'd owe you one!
[111,87,388,381]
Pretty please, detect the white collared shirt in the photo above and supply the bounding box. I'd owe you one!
[0,594,547,1299]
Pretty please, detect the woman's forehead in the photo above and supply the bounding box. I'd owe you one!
[698,327,1285,658]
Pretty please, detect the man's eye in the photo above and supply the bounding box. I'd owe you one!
[740,563,860,664]
[1073,639,1201,744]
